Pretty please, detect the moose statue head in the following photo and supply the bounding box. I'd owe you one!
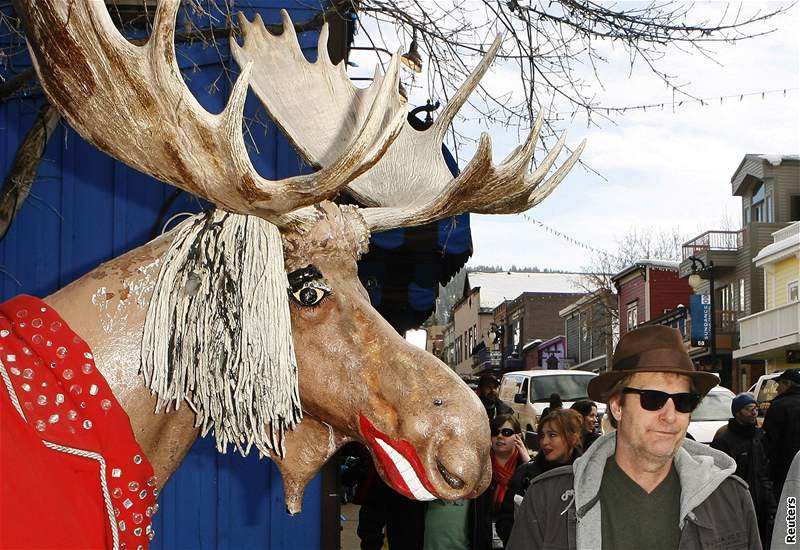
[13,0,584,519]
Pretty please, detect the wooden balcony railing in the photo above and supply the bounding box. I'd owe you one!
[738,302,800,349]
[682,229,744,260]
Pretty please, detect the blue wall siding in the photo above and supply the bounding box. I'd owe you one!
[1,3,325,548]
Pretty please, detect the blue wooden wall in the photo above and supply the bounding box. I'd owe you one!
[1,2,326,548]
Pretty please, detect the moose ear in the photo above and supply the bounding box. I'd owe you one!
[142,210,300,457]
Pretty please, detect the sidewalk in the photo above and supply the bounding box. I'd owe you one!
[341,503,361,550]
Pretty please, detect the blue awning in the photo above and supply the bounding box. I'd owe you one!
[358,145,472,332]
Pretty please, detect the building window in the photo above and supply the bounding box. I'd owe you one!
[719,285,728,311]
[790,281,799,303]
[791,195,800,221]
[751,182,766,222]
[766,191,774,222]
[739,279,746,313]
[626,302,638,331]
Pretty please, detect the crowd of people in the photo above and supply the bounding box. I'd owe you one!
[355,325,800,550]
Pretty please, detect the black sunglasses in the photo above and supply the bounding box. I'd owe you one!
[491,428,516,437]
[622,387,701,413]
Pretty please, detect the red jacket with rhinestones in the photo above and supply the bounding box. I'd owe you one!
[0,295,157,549]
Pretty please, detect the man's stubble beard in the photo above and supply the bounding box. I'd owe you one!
[619,422,684,474]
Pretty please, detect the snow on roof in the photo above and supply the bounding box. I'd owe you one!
[754,222,800,266]
[636,258,680,269]
[757,154,800,167]
[611,259,679,281]
[467,271,588,310]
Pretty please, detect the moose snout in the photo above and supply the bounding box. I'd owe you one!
[432,439,492,499]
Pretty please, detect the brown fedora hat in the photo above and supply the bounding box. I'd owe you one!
[588,325,718,402]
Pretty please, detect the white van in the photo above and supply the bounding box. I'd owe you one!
[686,385,735,444]
[748,372,782,416]
[499,370,605,447]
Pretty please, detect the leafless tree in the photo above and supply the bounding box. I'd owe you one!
[353,1,793,158]
[575,224,688,327]
[0,1,792,231]
[2,1,793,131]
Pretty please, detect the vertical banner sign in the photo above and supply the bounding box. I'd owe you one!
[690,294,712,347]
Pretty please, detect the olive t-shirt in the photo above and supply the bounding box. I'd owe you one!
[599,456,681,550]
[423,500,469,550]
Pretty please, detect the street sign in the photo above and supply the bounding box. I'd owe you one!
[690,294,712,347]
[490,351,501,366]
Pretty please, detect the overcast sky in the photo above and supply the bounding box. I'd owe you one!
[352,2,800,272]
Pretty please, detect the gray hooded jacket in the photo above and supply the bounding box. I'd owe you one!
[772,450,800,550]
[506,432,761,550]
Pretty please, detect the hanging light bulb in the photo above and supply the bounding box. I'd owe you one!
[401,31,423,73]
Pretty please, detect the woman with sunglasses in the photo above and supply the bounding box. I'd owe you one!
[490,414,531,510]
[495,409,583,546]
[466,414,530,549]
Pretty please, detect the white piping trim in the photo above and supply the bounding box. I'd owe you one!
[2,359,119,548]
[0,357,26,420]
[41,441,120,550]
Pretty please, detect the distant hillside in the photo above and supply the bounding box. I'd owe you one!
[467,265,566,273]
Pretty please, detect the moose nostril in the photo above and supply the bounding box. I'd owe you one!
[437,460,465,490]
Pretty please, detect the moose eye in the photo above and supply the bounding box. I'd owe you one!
[291,282,331,307]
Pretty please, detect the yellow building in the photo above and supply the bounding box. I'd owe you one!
[734,222,800,372]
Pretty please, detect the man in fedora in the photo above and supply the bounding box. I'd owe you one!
[507,325,761,550]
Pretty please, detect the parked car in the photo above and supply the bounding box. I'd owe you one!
[748,372,782,416]
[687,385,736,444]
[499,370,605,448]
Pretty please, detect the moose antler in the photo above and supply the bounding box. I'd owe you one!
[233,14,586,231]
[15,0,405,221]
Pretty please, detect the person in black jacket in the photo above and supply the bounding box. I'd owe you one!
[711,392,776,549]
[356,451,425,550]
[478,374,513,420]
[763,369,800,499]
[495,409,583,545]
[540,392,563,418]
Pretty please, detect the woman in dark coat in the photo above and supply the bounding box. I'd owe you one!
[570,399,601,450]
[495,409,583,546]
[467,414,529,549]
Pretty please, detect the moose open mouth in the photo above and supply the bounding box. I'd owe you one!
[359,415,437,501]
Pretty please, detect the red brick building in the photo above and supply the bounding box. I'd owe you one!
[612,260,693,337]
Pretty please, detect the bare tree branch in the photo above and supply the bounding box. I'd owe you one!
[0,103,60,241]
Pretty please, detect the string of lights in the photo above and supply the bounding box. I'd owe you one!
[581,87,798,116]
[519,213,614,257]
